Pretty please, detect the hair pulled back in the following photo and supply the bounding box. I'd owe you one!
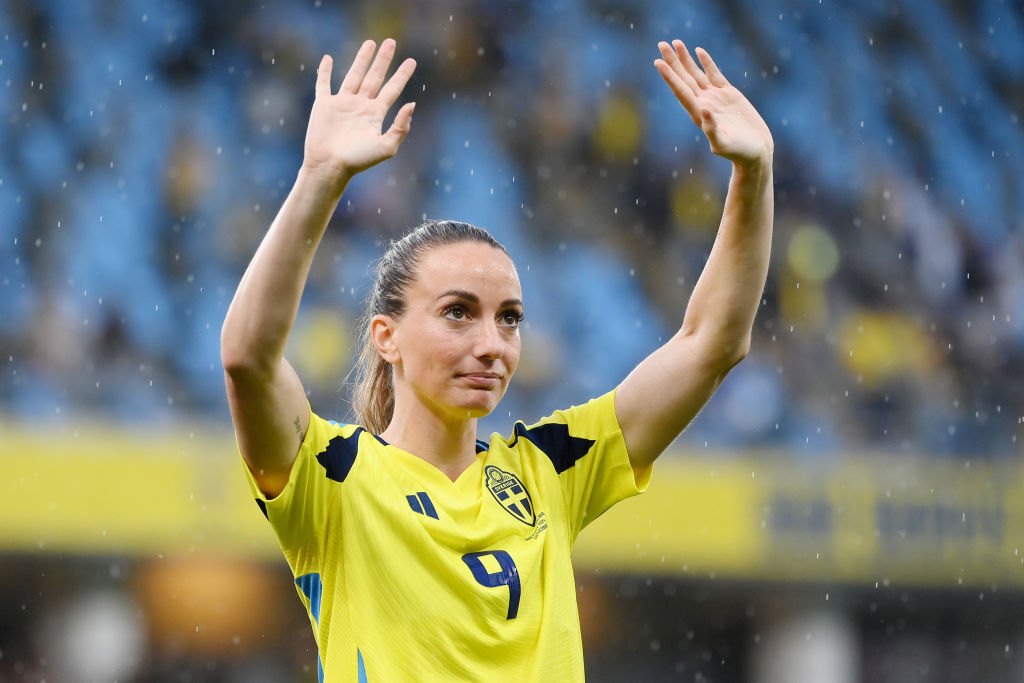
[352,219,508,433]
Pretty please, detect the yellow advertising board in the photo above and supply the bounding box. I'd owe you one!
[3,422,1022,589]
[574,455,1024,588]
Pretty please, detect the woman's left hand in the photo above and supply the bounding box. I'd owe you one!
[655,40,773,167]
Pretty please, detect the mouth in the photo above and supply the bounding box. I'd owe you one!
[458,372,503,389]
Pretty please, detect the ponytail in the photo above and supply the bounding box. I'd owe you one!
[350,219,507,432]
[352,325,394,434]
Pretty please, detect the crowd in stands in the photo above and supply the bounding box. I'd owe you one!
[2,0,1022,457]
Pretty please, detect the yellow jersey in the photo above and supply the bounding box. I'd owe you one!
[241,390,650,681]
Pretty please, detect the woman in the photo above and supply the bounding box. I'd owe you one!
[222,37,773,681]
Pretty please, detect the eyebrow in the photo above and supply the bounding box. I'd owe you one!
[434,289,523,308]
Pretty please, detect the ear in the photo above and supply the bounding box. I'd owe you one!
[370,314,401,364]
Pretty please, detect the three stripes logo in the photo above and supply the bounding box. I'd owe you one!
[485,465,536,527]
[406,491,439,519]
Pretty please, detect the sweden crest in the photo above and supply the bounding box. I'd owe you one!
[485,465,536,527]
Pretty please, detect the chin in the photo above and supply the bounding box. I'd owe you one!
[460,402,497,419]
[455,392,503,419]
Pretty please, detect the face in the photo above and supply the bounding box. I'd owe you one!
[373,241,523,423]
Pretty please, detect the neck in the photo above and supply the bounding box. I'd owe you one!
[379,398,480,482]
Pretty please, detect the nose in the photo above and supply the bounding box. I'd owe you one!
[474,320,504,361]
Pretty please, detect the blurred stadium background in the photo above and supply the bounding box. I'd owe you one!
[2,0,1023,681]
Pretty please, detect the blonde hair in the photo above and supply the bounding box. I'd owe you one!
[351,220,508,433]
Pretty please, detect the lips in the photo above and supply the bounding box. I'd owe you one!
[459,372,502,388]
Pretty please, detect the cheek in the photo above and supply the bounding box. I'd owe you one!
[409,326,463,368]
[504,337,523,371]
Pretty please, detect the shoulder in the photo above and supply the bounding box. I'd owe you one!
[304,414,386,484]
[484,391,620,473]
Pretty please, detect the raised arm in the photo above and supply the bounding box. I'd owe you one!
[221,39,416,497]
[615,40,774,472]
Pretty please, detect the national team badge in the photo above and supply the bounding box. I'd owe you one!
[485,465,536,527]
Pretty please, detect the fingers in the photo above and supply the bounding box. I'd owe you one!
[695,47,729,87]
[654,60,693,106]
[334,38,413,105]
[659,40,725,92]
[316,55,333,97]
[339,39,378,94]
[358,38,397,97]
[377,57,417,107]
[384,101,416,148]
[656,39,733,127]
[657,41,699,97]
[654,51,700,126]
[380,102,416,159]
[672,39,711,90]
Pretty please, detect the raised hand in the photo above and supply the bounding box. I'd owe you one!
[655,40,773,166]
[302,39,417,186]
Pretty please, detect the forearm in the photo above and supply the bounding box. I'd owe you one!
[678,156,773,364]
[221,167,351,376]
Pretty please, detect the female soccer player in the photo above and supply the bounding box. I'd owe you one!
[222,38,772,681]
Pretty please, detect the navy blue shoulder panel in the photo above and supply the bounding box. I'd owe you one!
[316,427,364,483]
[511,422,595,474]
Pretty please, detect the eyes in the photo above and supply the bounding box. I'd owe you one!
[442,303,524,329]
[499,309,525,328]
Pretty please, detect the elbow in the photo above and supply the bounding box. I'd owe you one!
[716,337,750,376]
[221,348,276,389]
[688,329,751,376]
[731,334,752,366]
[220,343,250,378]
[220,324,274,383]
[220,321,246,373]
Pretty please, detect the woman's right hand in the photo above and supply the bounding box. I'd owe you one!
[302,39,417,191]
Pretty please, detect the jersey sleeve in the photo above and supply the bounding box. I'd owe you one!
[521,389,652,542]
[238,405,353,575]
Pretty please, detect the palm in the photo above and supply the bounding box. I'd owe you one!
[654,40,773,165]
[303,39,417,180]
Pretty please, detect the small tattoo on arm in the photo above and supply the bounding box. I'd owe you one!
[294,416,302,435]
